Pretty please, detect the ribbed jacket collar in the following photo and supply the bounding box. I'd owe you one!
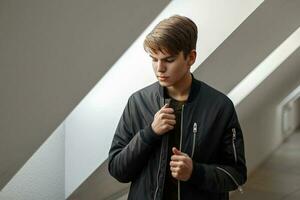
[158,73,201,104]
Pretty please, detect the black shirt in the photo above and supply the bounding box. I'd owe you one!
[162,98,185,200]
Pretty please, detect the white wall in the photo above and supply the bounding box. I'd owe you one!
[239,95,300,174]
[238,102,282,173]
[235,49,300,175]
[0,124,65,200]
[0,0,170,191]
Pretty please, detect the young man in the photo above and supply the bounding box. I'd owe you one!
[108,15,247,200]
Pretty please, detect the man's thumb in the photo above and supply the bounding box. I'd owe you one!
[172,147,183,155]
[163,103,169,108]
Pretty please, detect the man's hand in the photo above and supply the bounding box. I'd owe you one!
[151,104,176,135]
[170,147,193,181]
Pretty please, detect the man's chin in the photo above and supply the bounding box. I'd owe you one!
[158,81,171,87]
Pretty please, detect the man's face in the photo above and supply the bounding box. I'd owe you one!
[149,50,192,87]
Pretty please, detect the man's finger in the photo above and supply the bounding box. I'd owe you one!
[163,124,174,131]
[161,107,174,114]
[170,165,179,171]
[170,161,185,171]
[170,161,182,168]
[171,155,186,161]
[162,119,176,125]
[161,113,176,120]
[172,172,179,178]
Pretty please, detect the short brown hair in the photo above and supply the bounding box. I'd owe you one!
[143,15,197,58]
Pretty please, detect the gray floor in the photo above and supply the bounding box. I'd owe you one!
[231,130,300,200]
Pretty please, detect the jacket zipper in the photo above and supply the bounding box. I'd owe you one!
[216,167,244,194]
[154,97,165,200]
[232,128,237,163]
[154,143,163,200]
[178,104,185,200]
[191,122,197,158]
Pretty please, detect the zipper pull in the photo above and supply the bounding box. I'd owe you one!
[238,186,244,194]
[193,123,197,134]
[232,128,236,140]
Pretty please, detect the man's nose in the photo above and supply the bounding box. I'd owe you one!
[157,60,166,72]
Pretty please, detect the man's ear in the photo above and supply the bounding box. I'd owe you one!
[188,49,197,66]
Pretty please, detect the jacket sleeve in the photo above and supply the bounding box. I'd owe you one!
[108,95,161,183]
[188,100,247,193]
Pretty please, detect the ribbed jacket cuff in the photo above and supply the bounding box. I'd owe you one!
[140,125,162,145]
[188,162,205,184]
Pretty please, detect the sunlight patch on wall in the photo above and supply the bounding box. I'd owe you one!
[228,27,300,106]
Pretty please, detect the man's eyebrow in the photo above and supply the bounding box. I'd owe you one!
[149,55,176,60]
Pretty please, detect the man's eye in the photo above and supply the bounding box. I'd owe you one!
[166,59,175,62]
[152,59,158,62]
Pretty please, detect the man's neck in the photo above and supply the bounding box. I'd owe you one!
[166,73,192,102]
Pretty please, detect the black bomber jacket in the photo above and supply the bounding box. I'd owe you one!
[108,74,247,200]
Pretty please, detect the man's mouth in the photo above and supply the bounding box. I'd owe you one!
[158,76,169,81]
